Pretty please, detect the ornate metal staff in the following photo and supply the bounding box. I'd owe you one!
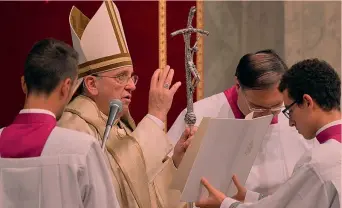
[171,6,209,131]
[171,6,209,208]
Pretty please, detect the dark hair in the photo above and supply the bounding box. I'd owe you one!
[24,38,79,95]
[235,49,288,90]
[279,58,341,111]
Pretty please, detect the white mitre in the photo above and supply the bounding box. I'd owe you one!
[69,0,133,94]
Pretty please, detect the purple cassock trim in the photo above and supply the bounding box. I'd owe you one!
[0,113,56,158]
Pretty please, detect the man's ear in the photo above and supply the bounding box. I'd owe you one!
[302,94,314,109]
[60,78,73,100]
[21,76,27,95]
[235,77,241,91]
[83,76,99,96]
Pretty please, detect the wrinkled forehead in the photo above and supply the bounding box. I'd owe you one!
[99,66,134,76]
[243,85,284,108]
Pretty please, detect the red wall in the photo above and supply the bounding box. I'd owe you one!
[0,1,196,130]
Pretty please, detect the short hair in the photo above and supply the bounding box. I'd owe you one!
[279,58,341,111]
[24,38,79,95]
[235,49,288,90]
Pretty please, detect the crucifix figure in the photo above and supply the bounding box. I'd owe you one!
[171,6,209,131]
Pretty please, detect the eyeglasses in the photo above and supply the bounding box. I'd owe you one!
[242,93,284,115]
[93,74,139,86]
[249,105,284,114]
[282,101,297,119]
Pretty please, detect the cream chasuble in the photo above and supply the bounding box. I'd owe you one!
[58,96,185,208]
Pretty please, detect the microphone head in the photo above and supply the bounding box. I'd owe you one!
[110,99,123,112]
[106,99,123,127]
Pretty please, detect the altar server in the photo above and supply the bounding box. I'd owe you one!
[168,50,318,195]
[196,58,341,208]
[0,38,120,208]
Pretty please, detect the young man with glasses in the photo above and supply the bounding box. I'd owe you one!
[195,58,341,208]
[58,2,189,208]
[168,50,318,196]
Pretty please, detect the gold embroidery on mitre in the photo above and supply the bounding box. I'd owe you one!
[105,0,128,54]
[70,6,90,39]
[78,53,132,78]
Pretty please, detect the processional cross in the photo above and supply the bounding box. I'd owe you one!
[171,6,209,130]
[171,6,209,208]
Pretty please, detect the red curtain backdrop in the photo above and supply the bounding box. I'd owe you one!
[0,1,196,130]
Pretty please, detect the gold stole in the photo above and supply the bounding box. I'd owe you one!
[65,96,152,208]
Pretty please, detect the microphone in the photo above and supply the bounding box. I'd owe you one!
[101,99,123,150]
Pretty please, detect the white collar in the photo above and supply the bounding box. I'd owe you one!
[19,109,56,118]
[316,119,342,136]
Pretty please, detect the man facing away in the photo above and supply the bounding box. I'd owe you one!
[168,50,318,195]
[0,38,120,207]
[58,1,189,208]
[196,58,341,208]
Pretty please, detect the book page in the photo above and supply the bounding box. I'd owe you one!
[171,114,273,202]
[224,115,272,196]
[170,117,210,191]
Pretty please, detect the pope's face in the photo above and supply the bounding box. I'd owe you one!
[94,66,137,116]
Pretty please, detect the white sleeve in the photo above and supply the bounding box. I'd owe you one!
[167,93,225,146]
[220,164,331,208]
[167,108,187,145]
[147,114,165,130]
[244,190,263,203]
[83,142,121,208]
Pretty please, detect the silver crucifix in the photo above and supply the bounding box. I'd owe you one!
[171,6,209,130]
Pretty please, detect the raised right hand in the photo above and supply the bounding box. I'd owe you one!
[148,65,181,122]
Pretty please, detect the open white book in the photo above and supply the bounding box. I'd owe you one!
[170,113,273,202]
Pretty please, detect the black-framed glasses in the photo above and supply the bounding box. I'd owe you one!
[93,74,139,86]
[282,101,297,119]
